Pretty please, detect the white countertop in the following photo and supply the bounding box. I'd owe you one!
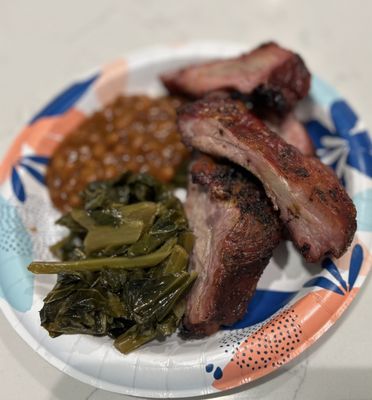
[1,1,372,399]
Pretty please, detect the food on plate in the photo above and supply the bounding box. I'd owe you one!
[29,172,196,353]
[178,96,356,262]
[46,95,189,211]
[182,155,282,337]
[265,113,315,156]
[161,42,310,116]
[29,41,358,348]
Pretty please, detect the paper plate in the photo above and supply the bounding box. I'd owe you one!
[0,42,371,398]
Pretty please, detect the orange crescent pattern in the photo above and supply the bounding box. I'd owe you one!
[213,236,370,391]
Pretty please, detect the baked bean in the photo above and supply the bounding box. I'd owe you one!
[92,143,106,159]
[46,95,190,211]
[106,132,119,146]
[114,144,127,156]
[69,194,81,207]
[88,132,101,144]
[104,165,118,179]
[161,166,174,181]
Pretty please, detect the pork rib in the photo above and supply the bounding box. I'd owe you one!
[266,113,315,156]
[162,42,310,115]
[178,98,356,263]
[183,155,281,337]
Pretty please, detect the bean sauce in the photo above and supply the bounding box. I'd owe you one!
[46,95,189,211]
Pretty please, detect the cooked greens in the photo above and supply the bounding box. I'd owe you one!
[28,172,195,354]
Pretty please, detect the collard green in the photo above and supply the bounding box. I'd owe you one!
[29,172,195,354]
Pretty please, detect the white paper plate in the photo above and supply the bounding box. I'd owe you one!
[0,42,371,398]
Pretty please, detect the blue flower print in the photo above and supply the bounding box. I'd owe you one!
[303,244,363,296]
[306,100,372,181]
[11,155,49,202]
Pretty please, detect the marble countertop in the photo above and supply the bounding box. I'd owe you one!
[1,1,371,399]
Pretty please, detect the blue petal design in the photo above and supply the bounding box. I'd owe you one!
[30,73,98,123]
[205,364,213,373]
[347,150,372,178]
[224,290,297,329]
[305,120,333,150]
[348,131,372,152]
[322,258,347,292]
[22,155,50,165]
[213,367,223,380]
[305,105,372,180]
[348,245,363,290]
[11,167,26,202]
[19,163,46,185]
[303,276,344,295]
[330,100,357,137]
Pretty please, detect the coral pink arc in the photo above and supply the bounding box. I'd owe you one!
[213,287,359,391]
[0,109,85,184]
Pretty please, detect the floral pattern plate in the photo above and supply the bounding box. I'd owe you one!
[0,42,371,398]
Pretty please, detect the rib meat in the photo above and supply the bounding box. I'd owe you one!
[162,42,310,115]
[178,97,356,263]
[183,155,281,337]
[266,113,315,156]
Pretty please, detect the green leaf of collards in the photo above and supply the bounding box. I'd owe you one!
[114,306,188,354]
[41,288,109,337]
[112,202,159,228]
[155,313,178,337]
[126,231,174,257]
[98,269,128,292]
[162,245,189,275]
[70,202,160,254]
[114,324,157,354]
[30,172,196,354]
[127,203,187,257]
[88,202,158,227]
[124,271,197,325]
[177,231,195,253]
[70,209,96,230]
[50,233,86,261]
[153,271,197,323]
[56,213,87,233]
[84,220,144,254]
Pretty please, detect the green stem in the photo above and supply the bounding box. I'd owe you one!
[29,238,176,274]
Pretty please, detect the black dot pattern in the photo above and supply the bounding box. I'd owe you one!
[219,307,304,373]
[219,324,264,350]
